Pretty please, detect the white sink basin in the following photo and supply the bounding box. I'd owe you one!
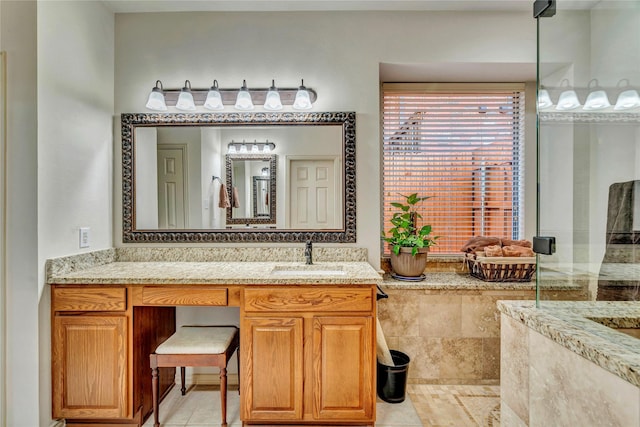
[270,265,347,277]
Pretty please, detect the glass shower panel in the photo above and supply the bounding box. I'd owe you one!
[537,2,640,305]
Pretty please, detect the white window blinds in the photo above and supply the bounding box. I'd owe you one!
[382,83,525,255]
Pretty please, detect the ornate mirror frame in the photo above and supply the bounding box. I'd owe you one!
[121,111,356,243]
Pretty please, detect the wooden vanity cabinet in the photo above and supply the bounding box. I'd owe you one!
[241,286,376,426]
[51,285,175,425]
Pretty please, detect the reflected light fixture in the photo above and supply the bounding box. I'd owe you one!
[583,80,610,111]
[204,79,224,110]
[234,80,254,110]
[614,89,640,111]
[537,88,553,109]
[175,80,196,111]
[227,140,276,153]
[583,90,611,110]
[263,80,283,111]
[555,90,581,111]
[145,80,167,111]
[293,79,313,110]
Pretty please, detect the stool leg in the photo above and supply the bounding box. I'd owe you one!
[236,347,240,395]
[220,366,228,426]
[151,366,160,427]
[180,367,186,395]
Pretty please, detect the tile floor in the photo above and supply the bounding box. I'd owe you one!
[142,383,500,427]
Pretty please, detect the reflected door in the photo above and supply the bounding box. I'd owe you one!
[290,159,336,229]
[157,146,187,229]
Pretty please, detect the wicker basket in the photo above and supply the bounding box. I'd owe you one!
[464,253,536,282]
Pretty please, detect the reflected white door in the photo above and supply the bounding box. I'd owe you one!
[157,146,187,229]
[290,159,336,229]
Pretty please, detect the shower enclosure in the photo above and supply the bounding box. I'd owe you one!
[536,0,640,305]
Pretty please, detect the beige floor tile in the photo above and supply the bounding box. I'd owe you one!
[144,382,501,427]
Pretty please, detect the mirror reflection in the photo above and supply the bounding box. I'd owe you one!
[225,154,277,225]
[123,112,356,243]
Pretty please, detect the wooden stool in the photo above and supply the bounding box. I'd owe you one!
[150,325,239,427]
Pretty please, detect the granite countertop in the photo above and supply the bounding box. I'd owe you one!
[498,300,640,387]
[47,261,383,285]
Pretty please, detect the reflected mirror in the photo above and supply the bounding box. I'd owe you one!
[226,154,277,225]
[122,112,356,242]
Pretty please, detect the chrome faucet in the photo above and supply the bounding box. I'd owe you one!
[305,240,313,265]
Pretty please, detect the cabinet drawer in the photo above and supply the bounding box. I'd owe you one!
[53,287,127,312]
[142,287,228,306]
[244,287,373,312]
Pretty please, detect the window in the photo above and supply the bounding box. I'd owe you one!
[381,83,525,255]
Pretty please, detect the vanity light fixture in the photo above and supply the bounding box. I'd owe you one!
[145,79,317,110]
[555,79,581,111]
[614,89,640,110]
[234,80,254,111]
[555,90,581,111]
[204,80,224,110]
[263,80,283,111]
[583,80,610,111]
[261,167,270,177]
[227,140,276,154]
[175,80,196,111]
[537,88,553,109]
[293,79,313,110]
[145,80,167,111]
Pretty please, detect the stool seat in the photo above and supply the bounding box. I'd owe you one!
[155,326,237,354]
[150,325,239,427]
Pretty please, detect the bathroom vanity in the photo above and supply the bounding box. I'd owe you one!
[48,256,381,426]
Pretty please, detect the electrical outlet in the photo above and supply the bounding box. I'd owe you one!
[79,227,90,248]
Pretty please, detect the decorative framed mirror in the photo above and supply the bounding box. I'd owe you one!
[121,111,356,242]
[225,154,277,225]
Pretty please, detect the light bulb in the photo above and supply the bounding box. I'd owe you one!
[583,90,611,111]
[293,79,312,110]
[234,80,254,110]
[175,80,196,111]
[555,90,581,111]
[614,89,640,111]
[537,89,553,109]
[145,80,167,111]
[204,80,224,110]
[264,80,283,111]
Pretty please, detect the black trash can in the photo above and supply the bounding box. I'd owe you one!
[377,350,410,403]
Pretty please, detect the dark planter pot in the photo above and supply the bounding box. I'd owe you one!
[389,246,429,277]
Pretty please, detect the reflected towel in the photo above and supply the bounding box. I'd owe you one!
[219,183,231,208]
[232,186,240,208]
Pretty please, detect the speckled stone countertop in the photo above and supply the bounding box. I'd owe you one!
[498,300,640,387]
[47,260,382,286]
[381,272,584,291]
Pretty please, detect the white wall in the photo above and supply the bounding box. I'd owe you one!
[1,2,38,426]
[114,10,538,265]
[37,2,114,426]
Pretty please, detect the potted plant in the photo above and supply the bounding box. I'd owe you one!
[382,193,438,280]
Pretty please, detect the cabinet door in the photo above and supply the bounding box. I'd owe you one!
[312,316,374,421]
[52,315,128,419]
[241,316,303,421]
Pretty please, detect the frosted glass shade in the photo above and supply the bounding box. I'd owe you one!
[176,91,196,111]
[234,88,254,110]
[293,88,312,110]
[614,89,640,111]
[537,89,553,109]
[239,144,248,153]
[264,89,283,110]
[555,90,581,111]
[204,89,224,110]
[583,90,611,111]
[228,145,237,154]
[145,89,167,111]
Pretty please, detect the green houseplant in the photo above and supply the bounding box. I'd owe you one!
[382,193,438,279]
